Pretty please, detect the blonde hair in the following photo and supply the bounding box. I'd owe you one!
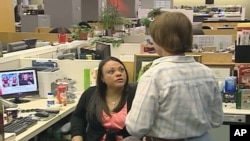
[149,12,193,54]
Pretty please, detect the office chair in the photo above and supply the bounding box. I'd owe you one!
[202,26,212,29]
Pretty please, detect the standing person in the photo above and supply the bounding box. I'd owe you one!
[125,12,223,141]
[14,0,22,22]
[71,56,137,141]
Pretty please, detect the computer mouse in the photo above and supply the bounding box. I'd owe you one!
[35,111,49,117]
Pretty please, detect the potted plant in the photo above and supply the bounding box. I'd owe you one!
[140,18,152,34]
[100,4,123,36]
[147,8,163,19]
[139,8,163,35]
[71,25,94,40]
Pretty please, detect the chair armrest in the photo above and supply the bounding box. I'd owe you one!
[60,122,71,135]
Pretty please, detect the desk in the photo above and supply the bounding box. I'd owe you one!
[10,97,78,141]
[10,97,250,141]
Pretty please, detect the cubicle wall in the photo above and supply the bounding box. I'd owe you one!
[19,58,101,91]
[0,32,59,44]
[0,41,89,70]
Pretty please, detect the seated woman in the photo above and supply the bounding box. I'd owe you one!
[71,56,137,141]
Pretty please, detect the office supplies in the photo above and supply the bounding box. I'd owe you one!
[0,68,39,104]
[4,116,38,135]
[35,111,49,117]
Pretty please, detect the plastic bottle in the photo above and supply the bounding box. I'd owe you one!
[224,76,236,93]
[47,92,55,108]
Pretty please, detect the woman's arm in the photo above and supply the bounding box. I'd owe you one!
[71,87,96,138]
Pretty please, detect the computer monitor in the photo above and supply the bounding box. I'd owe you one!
[22,38,37,49]
[95,42,111,60]
[0,68,39,104]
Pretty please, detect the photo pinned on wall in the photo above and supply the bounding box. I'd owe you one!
[140,36,156,54]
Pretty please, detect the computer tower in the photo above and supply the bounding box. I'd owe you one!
[37,69,62,98]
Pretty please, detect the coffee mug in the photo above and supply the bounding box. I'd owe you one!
[5,108,19,122]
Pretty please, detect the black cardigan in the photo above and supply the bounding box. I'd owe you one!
[71,83,137,141]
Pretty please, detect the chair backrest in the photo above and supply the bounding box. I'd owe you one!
[193,28,205,35]
[202,26,212,29]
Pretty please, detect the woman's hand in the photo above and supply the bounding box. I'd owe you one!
[71,136,83,141]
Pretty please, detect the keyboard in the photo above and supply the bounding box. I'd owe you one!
[4,116,38,135]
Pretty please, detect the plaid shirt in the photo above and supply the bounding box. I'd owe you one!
[126,56,223,139]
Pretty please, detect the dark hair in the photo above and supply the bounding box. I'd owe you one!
[87,56,129,122]
[150,12,193,54]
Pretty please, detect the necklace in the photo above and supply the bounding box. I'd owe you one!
[111,101,117,107]
[107,96,121,109]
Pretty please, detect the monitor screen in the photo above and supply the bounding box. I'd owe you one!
[0,68,39,103]
[95,42,111,60]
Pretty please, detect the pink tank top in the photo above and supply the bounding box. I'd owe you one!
[101,103,127,141]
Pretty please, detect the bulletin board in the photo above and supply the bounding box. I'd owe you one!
[134,54,202,81]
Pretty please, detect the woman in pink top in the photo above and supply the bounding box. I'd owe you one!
[71,57,138,141]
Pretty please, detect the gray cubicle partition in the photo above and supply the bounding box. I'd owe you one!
[141,0,173,9]
[21,15,51,32]
[44,0,81,28]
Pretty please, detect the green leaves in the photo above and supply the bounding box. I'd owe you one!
[140,18,151,27]
[89,37,123,48]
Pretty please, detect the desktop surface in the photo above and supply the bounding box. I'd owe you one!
[3,97,78,141]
